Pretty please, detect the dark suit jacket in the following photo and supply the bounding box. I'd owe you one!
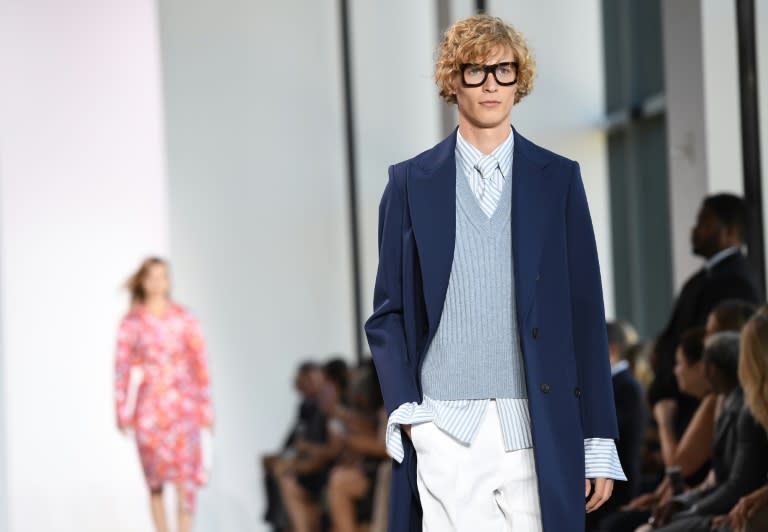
[365,128,619,532]
[649,252,760,406]
[613,367,648,505]
[686,390,768,516]
[587,367,647,531]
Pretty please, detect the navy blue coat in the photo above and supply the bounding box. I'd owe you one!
[364,128,619,532]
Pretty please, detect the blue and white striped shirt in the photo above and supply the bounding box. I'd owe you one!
[385,128,626,482]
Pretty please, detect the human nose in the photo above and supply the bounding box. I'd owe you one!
[482,70,498,91]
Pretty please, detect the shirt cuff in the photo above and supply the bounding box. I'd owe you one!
[385,401,435,463]
[584,438,627,480]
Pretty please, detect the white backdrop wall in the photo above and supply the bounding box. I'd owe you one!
[0,1,170,531]
[351,0,442,330]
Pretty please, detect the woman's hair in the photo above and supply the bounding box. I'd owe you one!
[711,299,757,332]
[703,331,741,384]
[739,306,768,430]
[679,326,706,365]
[607,319,639,352]
[125,256,168,306]
[322,357,349,394]
[435,15,536,104]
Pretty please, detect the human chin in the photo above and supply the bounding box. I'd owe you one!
[470,105,510,127]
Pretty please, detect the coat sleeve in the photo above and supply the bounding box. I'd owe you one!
[364,165,421,415]
[565,161,619,439]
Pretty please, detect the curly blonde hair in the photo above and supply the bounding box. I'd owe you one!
[739,306,768,431]
[435,15,536,105]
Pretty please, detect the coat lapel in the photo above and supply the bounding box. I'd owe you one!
[406,127,550,335]
[511,129,549,321]
[406,131,457,334]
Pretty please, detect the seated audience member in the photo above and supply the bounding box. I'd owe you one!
[711,307,768,532]
[655,327,714,482]
[653,301,757,485]
[587,321,648,531]
[277,358,349,532]
[600,302,759,531]
[704,299,757,338]
[263,361,323,530]
[648,195,759,442]
[598,328,711,531]
[327,359,389,532]
[624,342,653,388]
[645,332,768,531]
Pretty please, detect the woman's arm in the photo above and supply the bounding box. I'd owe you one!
[670,394,717,477]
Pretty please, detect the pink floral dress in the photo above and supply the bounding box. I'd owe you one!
[115,302,213,511]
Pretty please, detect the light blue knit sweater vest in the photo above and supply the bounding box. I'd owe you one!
[420,162,528,400]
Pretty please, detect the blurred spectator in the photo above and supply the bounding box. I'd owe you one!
[598,328,712,532]
[714,307,768,531]
[648,194,760,439]
[262,357,392,532]
[704,299,757,338]
[646,332,768,531]
[601,301,759,531]
[263,361,322,530]
[624,342,654,388]
[588,321,648,530]
[327,359,389,532]
[277,358,349,532]
[655,327,713,478]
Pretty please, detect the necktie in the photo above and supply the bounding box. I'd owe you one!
[474,154,502,218]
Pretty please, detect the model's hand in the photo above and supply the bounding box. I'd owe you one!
[585,478,613,513]
[402,424,412,440]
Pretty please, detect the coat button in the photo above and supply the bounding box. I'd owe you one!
[541,383,550,394]
[574,387,582,398]
[532,327,539,339]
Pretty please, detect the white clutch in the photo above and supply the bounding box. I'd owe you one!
[201,428,213,478]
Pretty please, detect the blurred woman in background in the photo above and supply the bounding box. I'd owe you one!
[713,307,768,531]
[115,257,213,532]
[327,359,389,532]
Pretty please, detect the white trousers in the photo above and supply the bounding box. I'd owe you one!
[411,400,543,532]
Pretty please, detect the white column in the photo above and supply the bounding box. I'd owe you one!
[661,0,710,292]
[351,0,442,321]
[662,0,752,292]
[0,2,170,531]
[701,0,744,196]
[757,0,768,288]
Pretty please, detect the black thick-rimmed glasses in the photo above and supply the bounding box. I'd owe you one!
[459,61,518,87]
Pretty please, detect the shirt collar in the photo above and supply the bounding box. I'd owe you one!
[705,246,740,270]
[455,127,514,180]
[611,359,630,377]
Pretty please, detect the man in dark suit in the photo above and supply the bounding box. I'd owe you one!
[365,14,621,532]
[588,321,648,531]
[649,194,760,434]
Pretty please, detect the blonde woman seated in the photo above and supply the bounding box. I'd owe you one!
[711,306,768,532]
